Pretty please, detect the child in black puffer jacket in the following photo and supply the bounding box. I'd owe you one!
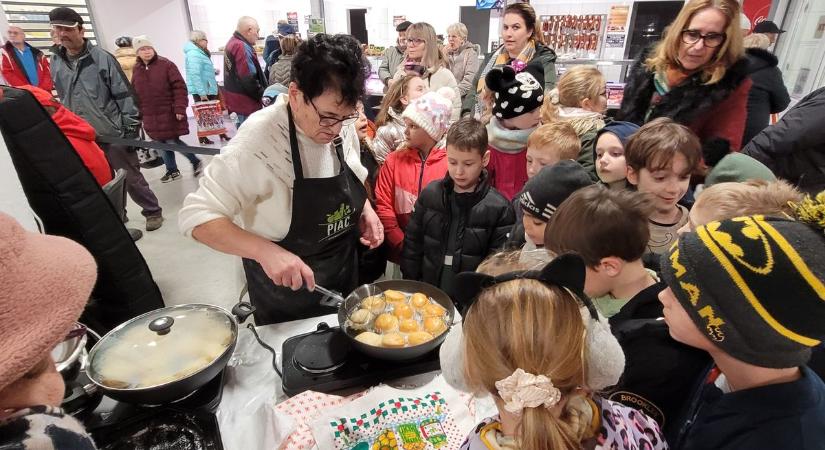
[402,117,515,302]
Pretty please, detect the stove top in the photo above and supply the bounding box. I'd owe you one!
[281,322,441,397]
[80,370,225,450]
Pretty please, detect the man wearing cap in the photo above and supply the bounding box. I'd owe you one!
[753,20,786,45]
[48,6,164,232]
[0,26,53,91]
[0,212,97,448]
[660,213,825,449]
[379,21,411,89]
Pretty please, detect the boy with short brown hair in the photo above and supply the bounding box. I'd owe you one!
[525,121,581,179]
[625,117,702,255]
[402,117,514,299]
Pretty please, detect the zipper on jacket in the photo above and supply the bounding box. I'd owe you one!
[417,152,427,194]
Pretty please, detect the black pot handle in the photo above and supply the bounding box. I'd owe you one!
[232,302,256,324]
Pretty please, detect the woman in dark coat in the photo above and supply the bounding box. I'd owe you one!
[618,0,752,157]
[463,2,557,117]
[742,33,790,145]
[131,36,202,182]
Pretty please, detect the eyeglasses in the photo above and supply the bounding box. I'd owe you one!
[680,29,726,48]
[406,38,426,46]
[309,97,358,127]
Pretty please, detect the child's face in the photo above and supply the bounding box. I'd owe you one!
[595,133,627,184]
[522,212,547,247]
[401,77,428,106]
[658,286,713,351]
[525,146,561,179]
[627,153,691,214]
[403,118,435,150]
[500,107,541,131]
[447,145,489,192]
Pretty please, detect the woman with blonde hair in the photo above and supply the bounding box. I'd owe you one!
[392,22,461,120]
[741,32,790,144]
[446,22,480,101]
[454,253,666,450]
[541,65,607,179]
[466,2,558,117]
[618,0,752,152]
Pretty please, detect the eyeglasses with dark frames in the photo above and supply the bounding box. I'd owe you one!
[308,97,359,127]
[680,29,726,48]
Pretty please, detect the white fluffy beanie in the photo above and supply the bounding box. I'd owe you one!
[132,35,154,50]
[401,89,454,141]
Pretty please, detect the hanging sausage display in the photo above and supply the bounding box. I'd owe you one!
[540,14,607,58]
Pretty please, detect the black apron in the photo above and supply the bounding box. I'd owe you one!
[242,106,367,324]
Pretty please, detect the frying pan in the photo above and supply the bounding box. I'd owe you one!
[333,280,455,361]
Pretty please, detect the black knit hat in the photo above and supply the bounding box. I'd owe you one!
[661,214,825,368]
[486,61,545,120]
[49,7,83,27]
[520,161,593,221]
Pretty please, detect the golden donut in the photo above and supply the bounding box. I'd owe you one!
[421,302,447,318]
[393,303,414,319]
[361,296,386,315]
[399,318,421,333]
[381,333,406,348]
[349,309,372,329]
[423,316,447,335]
[374,313,399,332]
[383,290,406,304]
[355,331,382,347]
[411,293,429,308]
[407,331,434,346]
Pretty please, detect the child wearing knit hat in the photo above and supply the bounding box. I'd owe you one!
[660,197,825,449]
[545,185,712,440]
[594,121,640,190]
[484,61,545,201]
[374,90,452,262]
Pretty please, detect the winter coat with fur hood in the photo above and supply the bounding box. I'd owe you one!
[618,48,752,151]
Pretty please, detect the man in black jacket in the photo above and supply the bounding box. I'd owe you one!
[743,86,825,194]
[742,36,790,145]
[402,118,514,301]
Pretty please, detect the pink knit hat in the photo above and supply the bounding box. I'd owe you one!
[0,212,96,392]
[401,89,454,141]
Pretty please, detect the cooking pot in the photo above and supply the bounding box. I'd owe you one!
[334,280,455,362]
[86,302,254,405]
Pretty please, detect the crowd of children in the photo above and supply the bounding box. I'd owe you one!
[348,43,825,450]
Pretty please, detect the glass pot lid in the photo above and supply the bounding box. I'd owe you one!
[88,304,236,390]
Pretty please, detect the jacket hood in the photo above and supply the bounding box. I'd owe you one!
[114,46,135,58]
[745,47,779,73]
[184,41,202,54]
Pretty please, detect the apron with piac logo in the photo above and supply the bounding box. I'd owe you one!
[242,105,366,324]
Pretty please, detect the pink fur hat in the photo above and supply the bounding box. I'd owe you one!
[0,212,96,392]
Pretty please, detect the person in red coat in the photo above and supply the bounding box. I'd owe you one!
[1,27,53,92]
[17,85,112,186]
[131,36,202,183]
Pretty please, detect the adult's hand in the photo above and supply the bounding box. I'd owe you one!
[255,242,315,291]
[175,114,185,121]
[359,200,384,249]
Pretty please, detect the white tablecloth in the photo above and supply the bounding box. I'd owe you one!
[216,314,474,450]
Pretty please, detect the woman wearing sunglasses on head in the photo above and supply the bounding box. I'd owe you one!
[179,34,384,325]
[618,0,752,155]
[390,22,462,121]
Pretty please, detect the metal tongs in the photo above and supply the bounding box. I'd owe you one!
[313,283,383,308]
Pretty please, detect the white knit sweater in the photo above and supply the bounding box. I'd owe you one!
[179,95,367,241]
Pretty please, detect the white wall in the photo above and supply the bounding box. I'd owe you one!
[89,0,191,72]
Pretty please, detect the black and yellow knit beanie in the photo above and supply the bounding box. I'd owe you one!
[661,195,825,368]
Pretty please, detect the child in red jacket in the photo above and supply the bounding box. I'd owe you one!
[484,62,544,200]
[375,91,452,262]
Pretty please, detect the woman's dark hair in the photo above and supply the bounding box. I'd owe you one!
[291,34,368,107]
[504,3,541,43]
